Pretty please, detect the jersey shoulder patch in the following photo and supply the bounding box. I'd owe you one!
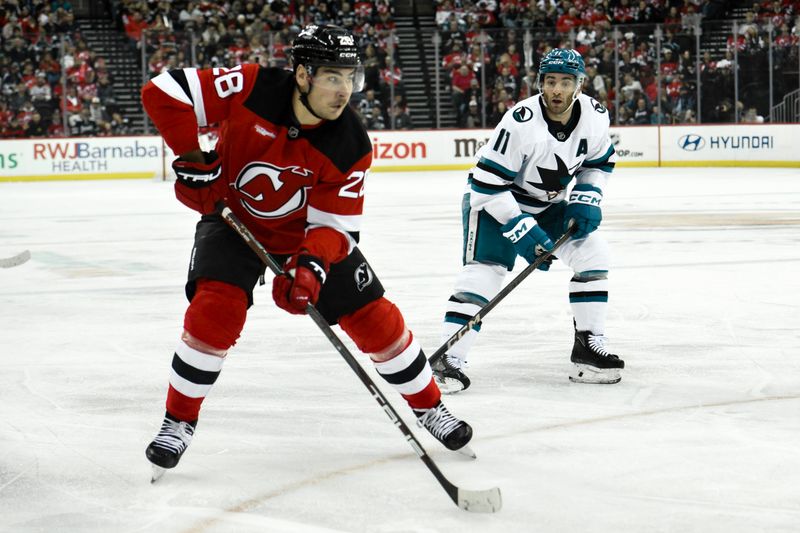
[588,97,607,114]
[512,105,534,123]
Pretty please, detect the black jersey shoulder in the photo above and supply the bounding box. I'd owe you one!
[303,106,372,174]
[243,67,295,124]
[244,67,371,174]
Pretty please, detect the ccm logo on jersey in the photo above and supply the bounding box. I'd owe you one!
[234,162,313,219]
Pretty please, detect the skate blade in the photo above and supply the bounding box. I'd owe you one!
[434,376,467,395]
[454,443,477,459]
[569,364,621,384]
[150,465,166,483]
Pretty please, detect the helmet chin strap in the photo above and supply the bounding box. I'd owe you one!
[539,75,584,115]
[298,80,326,121]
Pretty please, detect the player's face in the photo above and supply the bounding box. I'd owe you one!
[541,73,580,117]
[307,66,357,120]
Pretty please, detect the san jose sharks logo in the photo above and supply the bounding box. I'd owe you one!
[528,154,577,195]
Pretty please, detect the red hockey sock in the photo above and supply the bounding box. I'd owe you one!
[165,279,247,421]
[340,298,441,409]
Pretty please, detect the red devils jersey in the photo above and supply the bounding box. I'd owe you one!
[141,64,371,258]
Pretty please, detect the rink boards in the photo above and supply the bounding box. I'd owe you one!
[0,123,798,182]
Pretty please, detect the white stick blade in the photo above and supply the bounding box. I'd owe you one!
[458,486,502,513]
[0,250,31,268]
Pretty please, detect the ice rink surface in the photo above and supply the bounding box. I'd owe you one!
[1,167,799,533]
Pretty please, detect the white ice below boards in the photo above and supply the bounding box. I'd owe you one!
[0,168,798,532]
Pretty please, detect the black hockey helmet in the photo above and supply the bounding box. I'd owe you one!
[291,24,363,74]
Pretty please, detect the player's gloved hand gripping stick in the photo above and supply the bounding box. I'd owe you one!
[429,225,577,364]
[218,204,502,513]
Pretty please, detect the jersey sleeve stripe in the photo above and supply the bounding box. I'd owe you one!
[582,145,616,173]
[183,68,208,127]
[584,145,615,166]
[306,206,361,232]
[511,190,551,208]
[150,71,193,107]
[469,175,510,194]
[477,156,517,181]
[168,70,194,105]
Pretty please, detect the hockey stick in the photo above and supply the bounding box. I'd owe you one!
[0,250,31,269]
[220,206,502,513]
[429,225,577,363]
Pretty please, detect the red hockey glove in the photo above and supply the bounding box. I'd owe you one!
[272,254,328,315]
[173,150,223,214]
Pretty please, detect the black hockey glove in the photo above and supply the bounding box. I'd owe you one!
[173,150,223,214]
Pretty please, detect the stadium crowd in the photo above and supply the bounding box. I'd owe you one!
[2,0,798,138]
[436,0,799,126]
[0,0,131,139]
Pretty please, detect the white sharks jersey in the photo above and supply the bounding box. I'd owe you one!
[468,93,616,224]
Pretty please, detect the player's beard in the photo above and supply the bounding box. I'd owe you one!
[545,93,568,115]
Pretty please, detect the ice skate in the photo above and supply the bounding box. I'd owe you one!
[414,401,475,457]
[430,353,471,394]
[145,412,197,482]
[569,330,624,384]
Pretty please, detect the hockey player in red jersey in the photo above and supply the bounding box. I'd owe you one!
[142,24,473,478]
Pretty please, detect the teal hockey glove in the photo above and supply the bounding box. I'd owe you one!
[501,214,554,271]
[565,184,603,239]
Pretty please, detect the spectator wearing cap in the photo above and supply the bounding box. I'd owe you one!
[660,49,679,77]
[89,96,109,125]
[29,71,52,106]
[464,98,481,128]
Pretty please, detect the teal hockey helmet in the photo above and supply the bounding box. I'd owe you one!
[538,48,586,80]
[537,48,586,109]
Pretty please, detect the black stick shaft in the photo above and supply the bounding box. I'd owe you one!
[219,206,464,505]
[429,225,577,362]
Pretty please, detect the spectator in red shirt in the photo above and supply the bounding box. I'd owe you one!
[556,7,581,34]
[451,63,476,124]
[125,11,150,44]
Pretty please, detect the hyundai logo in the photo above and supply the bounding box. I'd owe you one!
[678,134,705,151]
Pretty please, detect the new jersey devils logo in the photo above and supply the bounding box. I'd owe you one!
[234,162,313,219]
[354,262,374,292]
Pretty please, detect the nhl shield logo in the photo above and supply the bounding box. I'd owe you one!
[354,262,374,292]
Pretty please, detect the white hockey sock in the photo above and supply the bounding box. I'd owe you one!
[441,295,484,364]
[569,275,608,334]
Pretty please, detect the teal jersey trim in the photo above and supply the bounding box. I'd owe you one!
[569,294,609,303]
[584,145,615,166]
[477,156,518,181]
[444,315,483,332]
[582,145,615,173]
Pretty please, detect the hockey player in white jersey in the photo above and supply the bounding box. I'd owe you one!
[430,48,624,392]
